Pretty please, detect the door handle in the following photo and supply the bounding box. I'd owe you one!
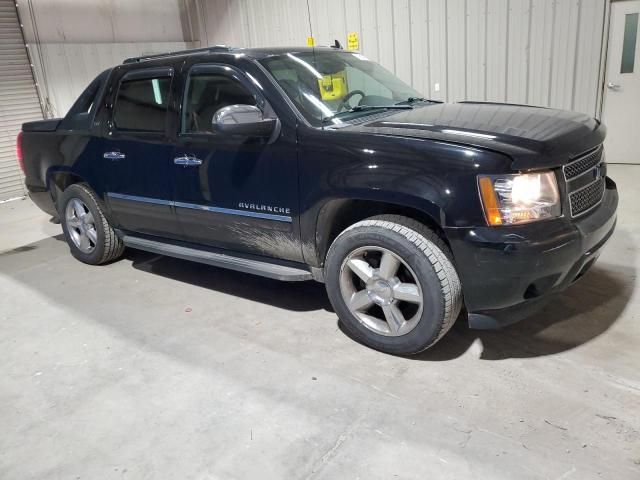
[103,151,126,160]
[607,82,621,90]
[174,155,203,166]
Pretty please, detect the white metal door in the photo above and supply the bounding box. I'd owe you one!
[603,0,640,164]
[0,0,42,201]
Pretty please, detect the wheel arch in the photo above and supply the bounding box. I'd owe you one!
[47,168,88,206]
[313,196,448,267]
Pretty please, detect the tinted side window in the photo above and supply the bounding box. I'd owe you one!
[183,74,255,134]
[113,77,171,132]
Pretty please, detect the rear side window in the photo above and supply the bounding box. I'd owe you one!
[182,74,255,134]
[113,76,171,132]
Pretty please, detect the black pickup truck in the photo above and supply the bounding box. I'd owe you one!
[18,46,617,354]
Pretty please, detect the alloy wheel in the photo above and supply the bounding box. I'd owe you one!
[65,198,97,254]
[339,246,424,336]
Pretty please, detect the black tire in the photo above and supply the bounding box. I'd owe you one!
[59,184,125,265]
[325,215,463,355]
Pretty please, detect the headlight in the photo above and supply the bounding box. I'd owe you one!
[478,171,561,226]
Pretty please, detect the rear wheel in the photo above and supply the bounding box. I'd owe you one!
[325,215,462,355]
[59,184,124,265]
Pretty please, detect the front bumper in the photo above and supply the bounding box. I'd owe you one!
[444,177,618,329]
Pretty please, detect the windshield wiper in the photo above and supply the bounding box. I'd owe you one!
[323,104,412,123]
[394,97,440,105]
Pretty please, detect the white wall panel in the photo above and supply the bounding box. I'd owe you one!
[506,0,532,103]
[376,0,395,74]
[27,41,191,117]
[18,0,190,43]
[486,0,508,102]
[17,0,195,118]
[466,0,487,100]
[549,0,580,110]
[447,0,467,102]
[198,0,607,117]
[574,0,608,115]
[15,0,607,119]
[427,0,448,101]
[359,0,380,60]
[392,0,411,84]
[408,0,429,95]
[310,0,346,46]
[344,0,362,37]
[528,0,555,106]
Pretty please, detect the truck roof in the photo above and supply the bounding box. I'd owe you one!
[122,45,344,64]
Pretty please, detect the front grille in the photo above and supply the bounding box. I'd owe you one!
[563,144,606,218]
[563,146,603,180]
[569,177,605,217]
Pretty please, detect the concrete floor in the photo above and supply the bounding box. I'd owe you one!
[0,165,638,480]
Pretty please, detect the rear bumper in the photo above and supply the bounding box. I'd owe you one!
[27,187,57,217]
[445,177,618,329]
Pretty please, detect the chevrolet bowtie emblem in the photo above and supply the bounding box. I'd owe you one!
[593,164,603,180]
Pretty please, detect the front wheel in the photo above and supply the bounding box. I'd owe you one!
[325,215,462,355]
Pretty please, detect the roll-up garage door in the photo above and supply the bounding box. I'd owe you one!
[0,0,42,201]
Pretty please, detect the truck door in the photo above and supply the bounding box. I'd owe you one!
[171,64,302,262]
[101,66,182,239]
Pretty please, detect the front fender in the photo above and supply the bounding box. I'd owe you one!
[297,127,513,266]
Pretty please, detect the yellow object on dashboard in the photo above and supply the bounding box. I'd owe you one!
[317,71,347,101]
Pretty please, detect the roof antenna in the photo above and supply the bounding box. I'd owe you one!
[332,40,343,49]
[305,0,314,45]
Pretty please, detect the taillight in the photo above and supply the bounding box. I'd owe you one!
[16,131,24,172]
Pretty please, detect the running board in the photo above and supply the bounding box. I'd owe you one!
[122,235,313,281]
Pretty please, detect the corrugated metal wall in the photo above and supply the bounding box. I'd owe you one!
[10,0,610,119]
[17,0,196,118]
[0,0,42,201]
[198,0,608,117]
[26,41,193,117]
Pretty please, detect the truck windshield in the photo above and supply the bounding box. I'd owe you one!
[259,51,425,126]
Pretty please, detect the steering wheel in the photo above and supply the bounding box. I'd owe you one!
[337,90,366,112]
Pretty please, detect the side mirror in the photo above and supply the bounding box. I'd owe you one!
[212,104,277,137]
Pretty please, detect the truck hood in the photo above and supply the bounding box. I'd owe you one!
[341,102,606,169]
